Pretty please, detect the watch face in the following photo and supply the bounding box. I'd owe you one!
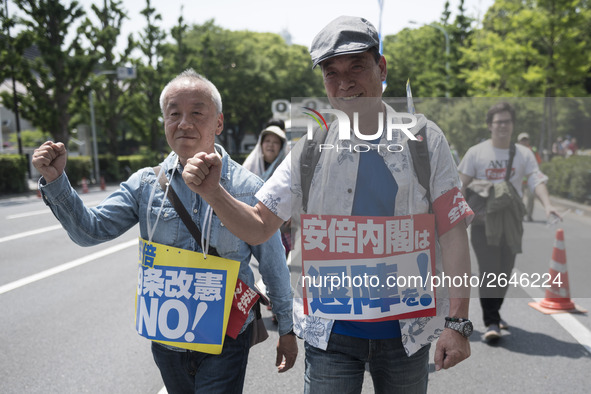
[462,322,473,337]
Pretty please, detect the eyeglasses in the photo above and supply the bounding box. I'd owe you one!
[492,120,512,126]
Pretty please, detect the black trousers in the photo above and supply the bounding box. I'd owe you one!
[470,225,516,327]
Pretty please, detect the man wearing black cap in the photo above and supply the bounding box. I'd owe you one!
[183,16,473,393]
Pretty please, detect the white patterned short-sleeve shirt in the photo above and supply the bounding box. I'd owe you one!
[256,104,472,356]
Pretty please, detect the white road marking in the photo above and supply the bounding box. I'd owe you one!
[5,200,103,220]
[532,297,591,354]
[0,225,63,243]
[0,239,137,295]
[157,386,168,394]
[6,209,53,219]
[516,268,591,354]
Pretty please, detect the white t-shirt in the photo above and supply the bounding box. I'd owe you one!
[458,139,548,196]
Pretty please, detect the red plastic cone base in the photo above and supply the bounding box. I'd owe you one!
[538,297,575,311]
[528,301,587,315]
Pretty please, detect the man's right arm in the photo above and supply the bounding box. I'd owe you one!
[210,186,285,245]
[182,152,284,245]
[459,172,473,196]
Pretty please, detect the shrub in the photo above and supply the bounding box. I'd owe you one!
[65,156,93,186]
[99,154,120,183]
[118,154,160,179]
[540,155,591,202]
[0,155,28,193]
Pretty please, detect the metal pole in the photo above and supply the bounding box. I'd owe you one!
[89,90,100,182]
[429,24,450,98]
[86,68,134,183]
[4,0,24,156]
[0,109,3,153]
[377,0,384,54]
[377,0,387,92]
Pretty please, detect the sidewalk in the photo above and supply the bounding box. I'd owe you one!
[0,178,112,204]
[549,195,591,216]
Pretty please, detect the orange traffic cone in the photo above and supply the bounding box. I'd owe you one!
[100,176,106,191]
[529,229,587,314]
[82,177,89,194]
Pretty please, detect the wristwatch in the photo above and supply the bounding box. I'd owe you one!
[444,317,473,338]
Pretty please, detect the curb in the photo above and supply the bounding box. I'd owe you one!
[0,180,116,204]
[548,196,591,216]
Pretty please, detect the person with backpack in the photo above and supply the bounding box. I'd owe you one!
[183,16,474,393]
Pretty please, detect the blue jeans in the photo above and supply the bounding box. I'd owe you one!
[151,323,252,394]
[304,333,430,394]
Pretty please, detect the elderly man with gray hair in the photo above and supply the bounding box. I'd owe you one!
[32,69,297,394]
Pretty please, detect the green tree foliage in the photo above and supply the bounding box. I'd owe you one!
[383,27,440,98]
[460,0,591,97]
[163,7,190,74]
[132,0,167,153]
[415,97,557,156]
[3,0,589,164]
[0,2,26,154]
[80,0,137,156]
[0,3,17,83]
[383,0,473,98]
[8,127,49,147]
[459,0,591,151]
[1,0,97,145]
[180,22,324,152]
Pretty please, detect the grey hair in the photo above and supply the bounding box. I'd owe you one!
[159,69,223,114]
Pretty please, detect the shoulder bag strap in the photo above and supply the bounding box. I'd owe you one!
[407,126,432,213]
[153,166,219,257]
[505,143,516,182]
[301,127,328,213]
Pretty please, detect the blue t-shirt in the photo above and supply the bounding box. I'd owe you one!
[331,144,402,339]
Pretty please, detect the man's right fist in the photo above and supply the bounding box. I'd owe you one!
[32,141,68,183]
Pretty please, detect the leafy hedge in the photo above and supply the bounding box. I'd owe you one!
[540,155,591,203]
[117,154,162,178]
[65,156,93,186]
[1,152,249,194]
[0,155,28,193]
[68,154,161,185]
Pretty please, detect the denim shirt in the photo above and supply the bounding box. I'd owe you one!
[39,144,293,340]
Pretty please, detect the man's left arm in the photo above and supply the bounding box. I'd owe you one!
[426,127,471,371]
[525,155,560,220]
[434,223,471,371]
[534,182,560,220]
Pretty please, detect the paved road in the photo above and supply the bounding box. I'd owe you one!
[1,186,589,393]
[0,188,162,394]
[246,198,591,394]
